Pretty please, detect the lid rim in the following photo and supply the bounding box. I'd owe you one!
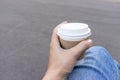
[58,28,91,37]
[59,33,91,41]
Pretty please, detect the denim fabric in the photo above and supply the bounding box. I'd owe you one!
[68,46,120,80]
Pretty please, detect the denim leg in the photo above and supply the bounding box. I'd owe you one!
[68,46,120,80]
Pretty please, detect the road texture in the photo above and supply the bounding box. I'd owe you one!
[0,0,120,80]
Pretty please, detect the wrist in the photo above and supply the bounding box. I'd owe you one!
[42,68,67,80]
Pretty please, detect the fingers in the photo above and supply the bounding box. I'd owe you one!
[70,39,93,57]
[51,21,68,48]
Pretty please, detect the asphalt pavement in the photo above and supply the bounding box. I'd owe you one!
[0,0,120,80]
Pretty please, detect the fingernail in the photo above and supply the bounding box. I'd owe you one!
[88,39,93,43]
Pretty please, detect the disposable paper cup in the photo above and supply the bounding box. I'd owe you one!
[57,23,91,49]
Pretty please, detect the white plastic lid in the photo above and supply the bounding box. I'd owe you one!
[57,23,91,41]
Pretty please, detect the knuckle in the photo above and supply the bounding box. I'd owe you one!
[69,50,76,54]
[53,28,56,32]
[69,50,78,58]
[83,41,89,47]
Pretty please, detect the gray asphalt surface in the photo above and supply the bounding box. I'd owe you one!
[0,0,120,80]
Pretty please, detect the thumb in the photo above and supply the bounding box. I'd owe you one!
[70,39,92,57]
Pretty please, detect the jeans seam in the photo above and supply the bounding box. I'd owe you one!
[115,63,119,80]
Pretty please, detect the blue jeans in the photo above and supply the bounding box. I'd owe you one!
[68,46,120,80]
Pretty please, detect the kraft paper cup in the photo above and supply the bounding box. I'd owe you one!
[57,23,91,49]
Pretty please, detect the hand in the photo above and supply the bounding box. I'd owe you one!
[43,22,92,80]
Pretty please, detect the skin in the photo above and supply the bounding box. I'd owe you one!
[42,22,93,80]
